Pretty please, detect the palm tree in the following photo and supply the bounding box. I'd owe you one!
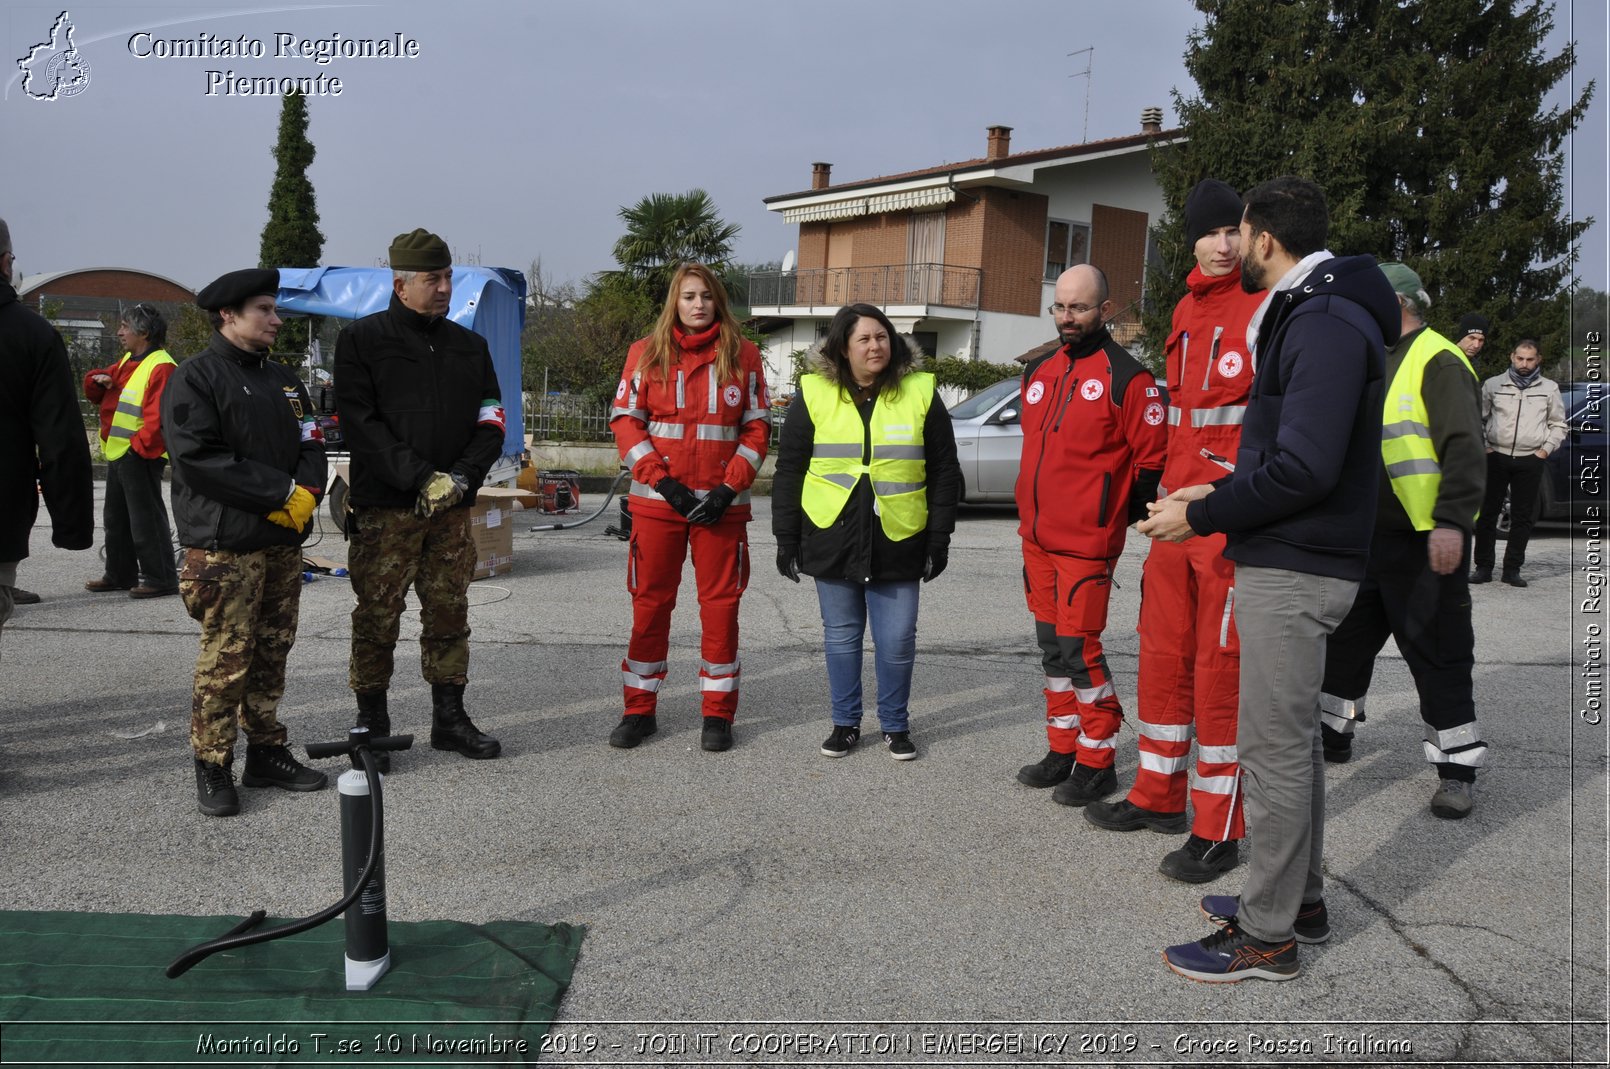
[606,189,740,304]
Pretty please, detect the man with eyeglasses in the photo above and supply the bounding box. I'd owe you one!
[1014,263,1166,808]
[0,216,94,662]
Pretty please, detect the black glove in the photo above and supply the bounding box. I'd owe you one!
[922,533,950,583]
[686,484,737,525]
[655,476,701,519]
[776,543,801,583]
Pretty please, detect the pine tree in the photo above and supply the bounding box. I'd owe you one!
[258,90,324,365]
[1144,0,1593,375]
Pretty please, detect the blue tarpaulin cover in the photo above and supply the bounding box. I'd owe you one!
[275,266,527,462]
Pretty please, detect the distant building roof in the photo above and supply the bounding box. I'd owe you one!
[19,267,195,300]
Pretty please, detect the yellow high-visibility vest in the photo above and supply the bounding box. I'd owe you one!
[1381,328,1476,531]
[800,371,933,541]
[103,349,176,460]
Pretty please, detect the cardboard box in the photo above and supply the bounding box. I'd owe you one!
[469,487,525,581]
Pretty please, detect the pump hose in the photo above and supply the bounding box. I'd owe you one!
[528,468,630,532]
[165,742,403,979]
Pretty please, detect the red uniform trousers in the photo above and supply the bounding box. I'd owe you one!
[1130,533,1245,841]
[1023,540,1123,768]
[622,509,750,721]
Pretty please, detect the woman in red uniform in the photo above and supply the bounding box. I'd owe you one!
[608,263,770,752]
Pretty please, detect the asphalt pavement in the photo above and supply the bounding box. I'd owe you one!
[0,483,1604,1067]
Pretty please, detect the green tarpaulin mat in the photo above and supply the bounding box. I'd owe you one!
[0,909,584,1066]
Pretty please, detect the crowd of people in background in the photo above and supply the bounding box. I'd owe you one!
[0,177,1572,983]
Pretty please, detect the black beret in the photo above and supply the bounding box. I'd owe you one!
[1457,313,1491,340]
[196,268,278,312]
[1184,179,1245,246]
[389,228,451,271]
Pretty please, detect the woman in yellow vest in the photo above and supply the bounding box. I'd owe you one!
[772,304,962,760]
[81,303,179,597]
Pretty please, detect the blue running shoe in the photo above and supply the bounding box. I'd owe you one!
[1163,921,1298,983]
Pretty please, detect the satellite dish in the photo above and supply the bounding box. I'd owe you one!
[781,250,796,272]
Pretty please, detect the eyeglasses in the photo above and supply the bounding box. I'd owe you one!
[1048,302,1100,317]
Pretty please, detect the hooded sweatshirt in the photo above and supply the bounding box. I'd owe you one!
[1186,253,1401,579]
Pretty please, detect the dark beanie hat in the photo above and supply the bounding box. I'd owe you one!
[1456,313,1490,340]
[389,228,451,271]
[1184,179,1244,245]
[196,268,278,311]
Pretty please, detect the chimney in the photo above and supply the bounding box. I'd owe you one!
[811,162,832,190]
[1140,107,1163,135]
[986,125,1012,160]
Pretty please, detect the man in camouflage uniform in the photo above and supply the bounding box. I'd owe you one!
[335,229,504,767]
[163,269,329,816]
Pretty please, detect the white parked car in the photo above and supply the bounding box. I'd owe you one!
[949,378,1023,503]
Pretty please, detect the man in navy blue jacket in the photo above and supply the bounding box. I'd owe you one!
[1139,176,1399,982]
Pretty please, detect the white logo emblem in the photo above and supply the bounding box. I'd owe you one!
[1080,379,1105,401]
[615,380,627,399]
[1218,352,1244,379]
[723,384,742,408]
[1025,382,1045,405]
[17,12,90,101]
[1143,401,1165,426]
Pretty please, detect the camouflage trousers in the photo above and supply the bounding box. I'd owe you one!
[179,545,301,764]
[348,506,475,692]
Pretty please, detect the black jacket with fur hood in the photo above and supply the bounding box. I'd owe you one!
[772,348,961,583]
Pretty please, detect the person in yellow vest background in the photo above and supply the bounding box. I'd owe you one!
[1318,262,1487,819]
[771,303,961,761]
[82,303,179,598]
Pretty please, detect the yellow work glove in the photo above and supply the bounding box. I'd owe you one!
[266,486,317,532]
[415,471,466,518]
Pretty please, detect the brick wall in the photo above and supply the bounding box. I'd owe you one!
[978,189,1048,316]
[22,269,194,308]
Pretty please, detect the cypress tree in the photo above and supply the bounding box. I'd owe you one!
[258,90,324,365]
[1144,0,1593,375]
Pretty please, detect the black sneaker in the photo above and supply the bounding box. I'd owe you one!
[1084,798,1188,833]
[241,744,328,792]
[1051,763,1117,807]
[608,714,657,749]
[1159,834,1240,883]
[194,758,240,817]
[1321,723,1353,763]
[1469,566,1493,584]
[1200,894,1331,944]
[1163,920,1298,983]
[821,724,860,757]
[700,716,733,752]
[1016,749,1075,788]
[1501,571,1528,588]
[883,731,917,761]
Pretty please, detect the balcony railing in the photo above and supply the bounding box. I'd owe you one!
[747,263,982,311]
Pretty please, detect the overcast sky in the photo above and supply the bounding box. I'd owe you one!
[2,0,1605,294]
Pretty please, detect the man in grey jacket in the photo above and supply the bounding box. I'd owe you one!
[1471,340,1567,587]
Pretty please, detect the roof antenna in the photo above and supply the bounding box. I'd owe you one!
[1067,47,1093,143]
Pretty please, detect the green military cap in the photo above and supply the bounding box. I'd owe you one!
[388,228,451,271]
[1378,261,1430,307]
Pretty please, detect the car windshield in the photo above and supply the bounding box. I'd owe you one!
[950,378,1020,420]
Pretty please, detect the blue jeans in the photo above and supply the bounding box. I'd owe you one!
[814,578,920,732]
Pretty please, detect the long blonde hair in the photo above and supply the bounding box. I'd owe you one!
[638,263,744,385]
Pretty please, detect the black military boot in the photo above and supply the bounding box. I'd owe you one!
[430,683,501,759]
[194,757,240,817]
[355,690,392,773]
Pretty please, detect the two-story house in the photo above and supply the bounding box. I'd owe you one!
[749,112,1180,390]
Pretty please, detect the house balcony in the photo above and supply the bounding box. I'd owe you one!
[747,263,982,320]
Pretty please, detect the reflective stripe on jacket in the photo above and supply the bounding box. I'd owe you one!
[1381,328,1477,531]
[104,349,176,460]
[799,371,933,542]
